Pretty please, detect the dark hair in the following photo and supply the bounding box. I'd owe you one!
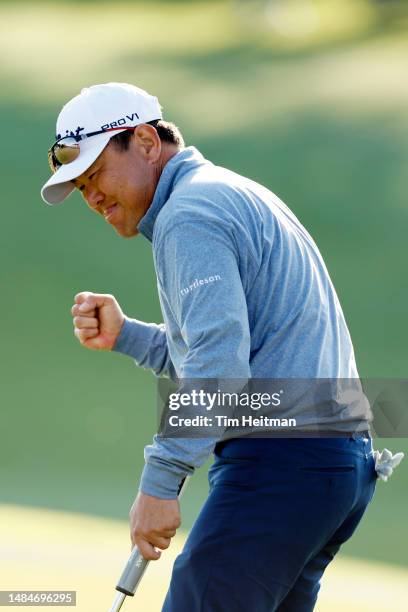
[110,119,185,150]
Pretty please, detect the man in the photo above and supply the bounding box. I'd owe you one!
[41,82,378,611]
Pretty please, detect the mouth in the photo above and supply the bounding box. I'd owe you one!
[103,203,119,223]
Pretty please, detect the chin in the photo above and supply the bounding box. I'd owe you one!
[114,225,139,239]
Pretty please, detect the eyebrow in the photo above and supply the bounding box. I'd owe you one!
[71,164,100,188]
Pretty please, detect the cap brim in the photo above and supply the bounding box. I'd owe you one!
[41,132,113,205]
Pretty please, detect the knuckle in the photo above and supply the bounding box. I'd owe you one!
[75,291,89,302]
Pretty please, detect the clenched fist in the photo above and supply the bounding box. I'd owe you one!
[71,291,125,350]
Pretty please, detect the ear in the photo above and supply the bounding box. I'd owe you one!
[132,124,161,162]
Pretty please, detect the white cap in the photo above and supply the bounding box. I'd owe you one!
[41,82,162,205]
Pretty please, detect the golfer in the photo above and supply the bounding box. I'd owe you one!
[42,82,378,611]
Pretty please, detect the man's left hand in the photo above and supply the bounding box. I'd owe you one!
[129,492,181,560]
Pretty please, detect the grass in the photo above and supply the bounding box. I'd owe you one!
[1,504,407,611]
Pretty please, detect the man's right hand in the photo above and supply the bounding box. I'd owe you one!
[71,291,125,351]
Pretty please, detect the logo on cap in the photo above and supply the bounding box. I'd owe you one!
[56,126,85,140]
[100,111,140,131]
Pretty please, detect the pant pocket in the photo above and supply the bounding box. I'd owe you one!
[300,465,355,474]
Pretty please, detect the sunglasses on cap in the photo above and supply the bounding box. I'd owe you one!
[47,126,136,174]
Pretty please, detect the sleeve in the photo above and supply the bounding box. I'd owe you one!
[139,220,251,498]
[112,317,176,379]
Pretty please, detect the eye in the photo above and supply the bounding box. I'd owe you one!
[79,184,85,192]
[88,171,98,181]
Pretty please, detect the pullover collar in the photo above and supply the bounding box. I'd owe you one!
[138,146,206,242]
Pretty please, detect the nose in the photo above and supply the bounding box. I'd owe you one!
[85,185,104,211]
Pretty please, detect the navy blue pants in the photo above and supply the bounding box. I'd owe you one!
[162,433,377,612]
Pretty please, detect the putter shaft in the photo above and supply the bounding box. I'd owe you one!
[109,591,126,612]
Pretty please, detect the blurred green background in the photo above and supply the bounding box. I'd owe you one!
[1,0,407,571]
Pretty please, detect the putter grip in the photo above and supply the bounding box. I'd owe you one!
[115,547,149,596]
[115,477,189,597]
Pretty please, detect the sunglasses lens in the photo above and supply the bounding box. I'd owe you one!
[48,137,81,173]
[54,137,80,165]
[48,150,57,173]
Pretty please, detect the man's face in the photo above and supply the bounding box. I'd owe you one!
[72,125,162,238]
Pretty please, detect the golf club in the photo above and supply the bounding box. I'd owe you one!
[109,477,189,611]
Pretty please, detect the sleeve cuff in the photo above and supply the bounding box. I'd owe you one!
[139,460,190,499]
[112,317,157,358]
